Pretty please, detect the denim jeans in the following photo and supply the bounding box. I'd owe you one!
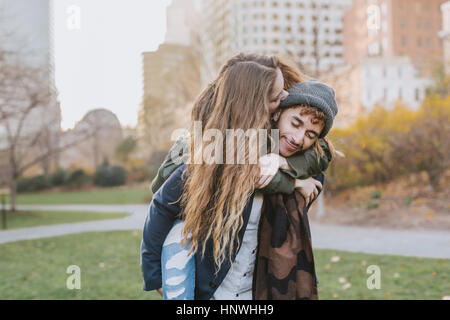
[161,220,195,300]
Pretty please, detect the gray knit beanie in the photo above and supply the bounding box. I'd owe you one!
[279,80,338,138]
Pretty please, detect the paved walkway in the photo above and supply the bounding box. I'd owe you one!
[0,204,449,259]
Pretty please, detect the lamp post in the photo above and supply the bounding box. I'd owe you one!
[0,188,10,230]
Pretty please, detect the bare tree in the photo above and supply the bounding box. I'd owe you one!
[0,58,99,211]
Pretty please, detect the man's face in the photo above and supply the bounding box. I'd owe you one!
[274,106,324,157]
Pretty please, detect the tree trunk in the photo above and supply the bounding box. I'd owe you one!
[9,178,17,212]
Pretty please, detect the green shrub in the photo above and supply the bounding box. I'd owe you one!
[370,190,382,199]
[403,195,413,207]
[367,201,379,210]
[66,169,90,188]
[94,164,128,187]
[18,175,52,193]
[50,169,68,186]
[17,177,32,193]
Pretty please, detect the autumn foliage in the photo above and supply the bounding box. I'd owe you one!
[327,94,450,192]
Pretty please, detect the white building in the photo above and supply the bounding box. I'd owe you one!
[0,0,55,89]
[440,1,450,74]
[322,56,431,128]
[360,57,431,111]
[200,0,352,82]
[0,0,60,176]
[165,0,202,47]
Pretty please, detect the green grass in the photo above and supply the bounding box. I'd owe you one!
[0,210,129,230]
[314,249,450,300]
[8,187,151,205]
[0,230,160,300]
[0,230,448,300]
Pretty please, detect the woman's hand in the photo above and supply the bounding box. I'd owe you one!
[256,153,289,189]
[295,177,323,207]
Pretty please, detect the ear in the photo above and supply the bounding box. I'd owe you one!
[272,110,281,122]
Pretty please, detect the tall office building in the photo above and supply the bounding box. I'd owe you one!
[200,0,352,80]
[0,0,61,176]
[440,1,450,73]
[343,0,447,70]
[0,0,55,89]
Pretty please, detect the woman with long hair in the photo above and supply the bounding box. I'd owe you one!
[141,53,335,300]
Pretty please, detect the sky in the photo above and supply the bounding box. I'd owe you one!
[54,0,173,130]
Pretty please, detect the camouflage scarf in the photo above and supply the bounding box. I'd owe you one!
[253,191,318,300]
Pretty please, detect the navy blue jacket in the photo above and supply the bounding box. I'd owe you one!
[140,164,324,300]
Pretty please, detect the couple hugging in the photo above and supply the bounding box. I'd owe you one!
[141,52,338,300]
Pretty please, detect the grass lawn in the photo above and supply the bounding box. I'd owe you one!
[0,210,129,230]
[0,230,448,300]
[8,187,151,205]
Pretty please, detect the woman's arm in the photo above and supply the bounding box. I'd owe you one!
[141,165,187,292]
[259,139,332,194]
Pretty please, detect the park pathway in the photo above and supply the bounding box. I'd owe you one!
[0,204,449,259]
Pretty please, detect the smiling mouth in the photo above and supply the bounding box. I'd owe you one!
[284,138,298,152]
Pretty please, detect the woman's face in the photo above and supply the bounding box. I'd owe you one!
[274,106,324,157]
[268,68,289,113]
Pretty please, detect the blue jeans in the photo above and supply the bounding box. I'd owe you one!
[161,220,195,300]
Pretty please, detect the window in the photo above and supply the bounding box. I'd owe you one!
[286,14,292,21]
[417,37,422,47]
[272,1,278,7]
[273,25,280,31]
[401,36,407,47]
[285,2,292,8]
[273,13,279,20]
[400,19,406,29]
[286,26,292,32]
[415,88,420,101]
[273,39,279,44]
[417,20,422,29]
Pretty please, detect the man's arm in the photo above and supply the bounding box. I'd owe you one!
[151,138,189,194]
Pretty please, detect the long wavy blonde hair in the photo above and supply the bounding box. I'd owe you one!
[180,53,286,270]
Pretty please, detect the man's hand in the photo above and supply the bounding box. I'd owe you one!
[295,177,322,207]
[157,288,163,297]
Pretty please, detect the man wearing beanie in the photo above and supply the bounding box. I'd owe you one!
[270,80,338,159]
[278,80,339,138]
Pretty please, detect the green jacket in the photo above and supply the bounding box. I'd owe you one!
[151,137,332,195]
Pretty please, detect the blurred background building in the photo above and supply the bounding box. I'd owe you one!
[441,1,450,73]
[138,0,202,158]
[200,0,352,81]
[0,0,61,182]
